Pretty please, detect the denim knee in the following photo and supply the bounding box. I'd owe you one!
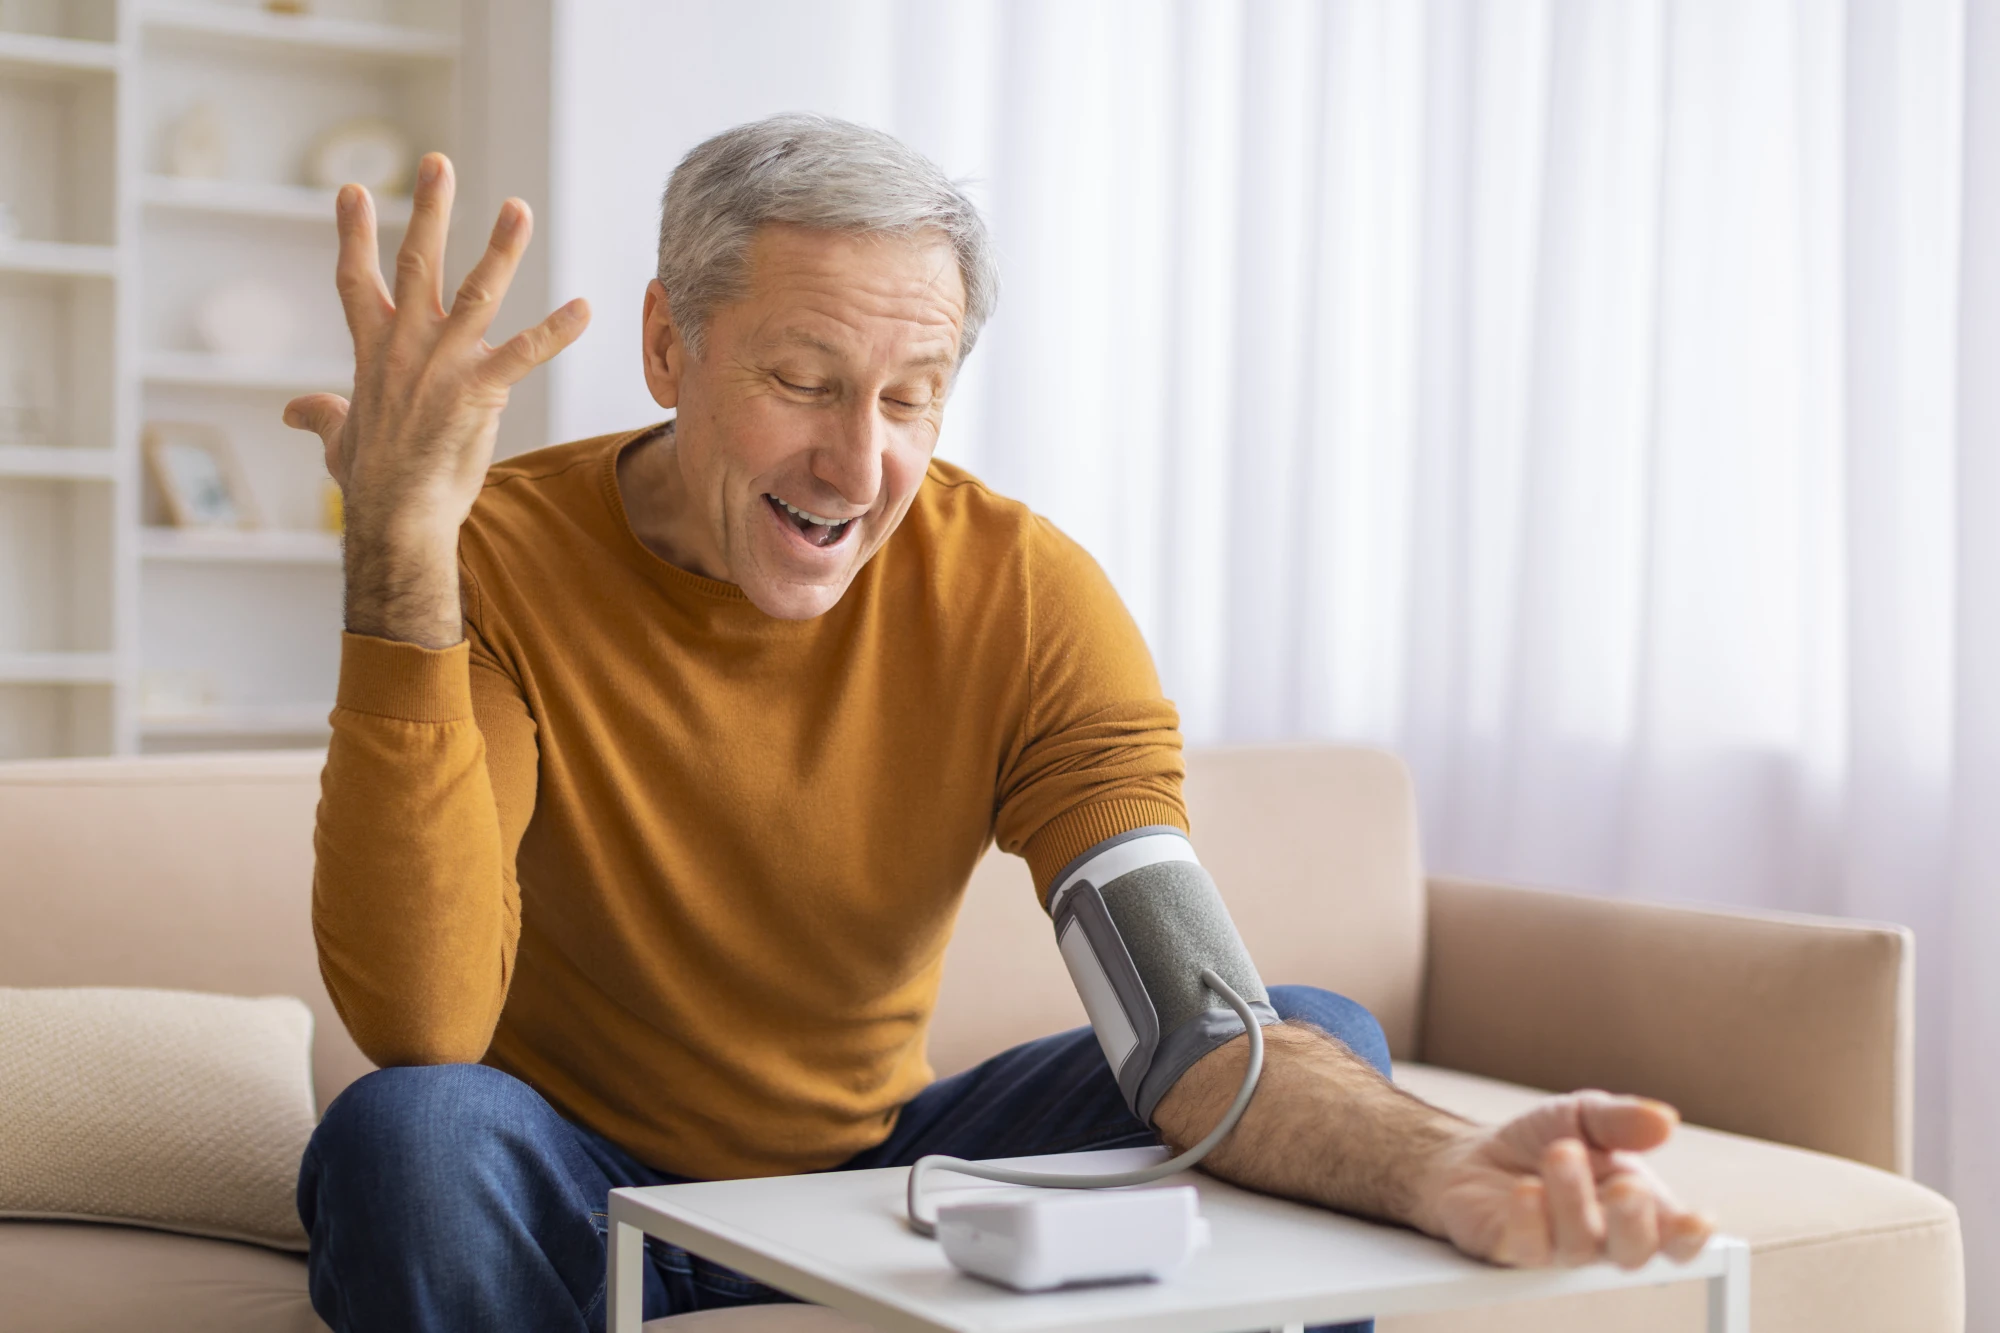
[1266,985,1391,1078]
[302,1063,543,1209]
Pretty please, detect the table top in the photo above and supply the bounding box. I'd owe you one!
[610,1147,1743,1333]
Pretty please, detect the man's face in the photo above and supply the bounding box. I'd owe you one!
[640,224,967,619]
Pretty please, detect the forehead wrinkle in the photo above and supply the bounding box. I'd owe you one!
[728,232,966,375]
[755,317,959,378]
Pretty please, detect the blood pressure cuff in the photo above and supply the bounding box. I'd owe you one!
[1045,826,1279,1125]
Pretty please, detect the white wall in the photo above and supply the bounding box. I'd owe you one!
[463,0,556,459]
[544,0,999,452]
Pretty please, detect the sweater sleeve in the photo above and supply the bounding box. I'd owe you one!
[993,515,1188,899]
[311,615,538,1066]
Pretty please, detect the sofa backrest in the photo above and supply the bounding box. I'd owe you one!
[928,744,1425,1074]
[0,750,361,1114]
[0,744,1425,1111]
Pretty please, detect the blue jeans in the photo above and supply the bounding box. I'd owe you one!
[298,985,1387,1333]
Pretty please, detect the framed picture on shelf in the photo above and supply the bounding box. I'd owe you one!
[145,422,260,529]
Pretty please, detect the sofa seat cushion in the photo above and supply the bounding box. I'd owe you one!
[1383,1063,1963,1333]
[0,1220,323,1333]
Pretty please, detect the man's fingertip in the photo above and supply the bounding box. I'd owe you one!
[1638,1097,1681,1126]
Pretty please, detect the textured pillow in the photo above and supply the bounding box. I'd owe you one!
[0,987,315,1250]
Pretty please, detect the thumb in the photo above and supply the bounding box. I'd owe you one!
[282,393,348,438]
[283,393,351,480]
[1576,1090,1679,1154]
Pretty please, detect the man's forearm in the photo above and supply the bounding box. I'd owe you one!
[1151,1021,1474,1235]
[343,507,465,649]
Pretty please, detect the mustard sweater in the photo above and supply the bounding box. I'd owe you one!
[312,428,1187,1179]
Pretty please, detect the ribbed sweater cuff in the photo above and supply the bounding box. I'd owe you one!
[1024,798,1191,899]
[335,632,475,723]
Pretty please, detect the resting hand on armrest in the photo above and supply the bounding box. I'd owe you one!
[1152,1022,1715,1270]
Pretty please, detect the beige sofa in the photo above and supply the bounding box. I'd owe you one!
[0,746,1962,1332]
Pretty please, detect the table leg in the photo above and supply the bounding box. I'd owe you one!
[609,1216,645,1333]
[1705,1238,1750,1332]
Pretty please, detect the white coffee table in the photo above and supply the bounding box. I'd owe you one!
[609,1146,1749,1333]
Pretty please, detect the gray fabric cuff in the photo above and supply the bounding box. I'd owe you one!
[1048,833,1274,1123]
[1135,1000,1282,1126]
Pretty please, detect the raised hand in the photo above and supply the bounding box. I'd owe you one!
[282,152,590,649]
[1418,1090,1715,1269]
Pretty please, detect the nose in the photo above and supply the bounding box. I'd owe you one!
[810,398,885,512]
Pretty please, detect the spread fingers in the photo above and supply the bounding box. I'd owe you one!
[482,298,592,389]
[445,199,532,343]
[333,186,392,344]
[392,152,455,316]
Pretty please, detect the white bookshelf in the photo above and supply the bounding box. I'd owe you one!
[141,349,355,391]
[143,3,459,60]
[0,240,120,276]
[141,173,415,224]
[0,0,554,760]
[0,651,120,683]
[0,31,120,78]
[141,525,340,563]
[128,0,462,754]
[0,0,119,758]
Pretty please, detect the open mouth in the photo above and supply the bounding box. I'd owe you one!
[765,494,858,549]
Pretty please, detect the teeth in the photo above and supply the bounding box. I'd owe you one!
[772,496,849,527]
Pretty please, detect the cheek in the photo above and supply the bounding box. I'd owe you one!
[711,396,818,486]
[880,430,938,509]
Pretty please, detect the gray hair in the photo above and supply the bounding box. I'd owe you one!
[656,113,997,364]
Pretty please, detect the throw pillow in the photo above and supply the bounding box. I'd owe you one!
[0,987,315,1250]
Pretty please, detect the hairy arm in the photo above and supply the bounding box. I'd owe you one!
[1154,1021,1466,1229]
[1154,1021,1715,1268]
[289,153,584,1062]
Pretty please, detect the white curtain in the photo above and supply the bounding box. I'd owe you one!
[552,0,1997,1317]
[908,0,1997,1313]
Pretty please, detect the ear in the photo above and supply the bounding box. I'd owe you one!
[641,279,685,410]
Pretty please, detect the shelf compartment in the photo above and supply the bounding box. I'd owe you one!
[143,5,458,61]
[141,174,414,225]
[143,526,341,564]
[0,475,114,656]
[0,272,118,451]
[143,351,352,392]
[0,1,118,44]
[140,558,341,749]
[0,45,118,247]
[0,681,113,758]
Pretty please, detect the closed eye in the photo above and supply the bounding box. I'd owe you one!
[775,375,826,396]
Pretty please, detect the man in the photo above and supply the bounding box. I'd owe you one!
[288,115,1712,1333]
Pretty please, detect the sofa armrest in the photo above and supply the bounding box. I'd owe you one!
[1419,876,1914,1175]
